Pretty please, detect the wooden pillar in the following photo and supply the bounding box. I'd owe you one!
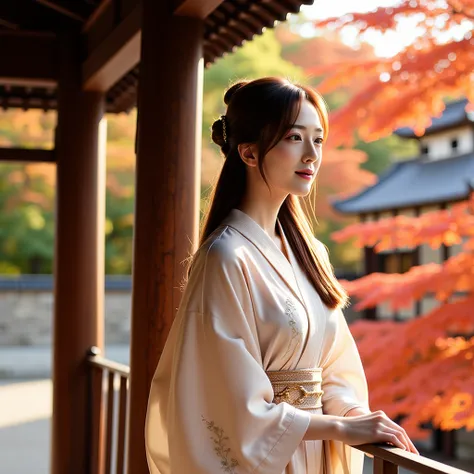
[414,206,422,316]
[440,203,450,262]
[127,1,203,472]
[361,213,377,320]
[436,203,456,457]
[51,35,106,474]
[392,209,402,321]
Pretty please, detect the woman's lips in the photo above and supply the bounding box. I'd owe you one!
[295,171,313,180]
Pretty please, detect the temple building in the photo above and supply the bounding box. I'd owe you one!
[334,99,474,321]
[334,99,474,459]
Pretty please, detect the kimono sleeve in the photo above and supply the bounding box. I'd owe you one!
[321,308,370,417]
[313,239,369,417]
[145,239,310,474]
[320,311,370,474]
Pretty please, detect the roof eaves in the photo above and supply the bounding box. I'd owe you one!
[332,160,410,214]
[394,98,472,139]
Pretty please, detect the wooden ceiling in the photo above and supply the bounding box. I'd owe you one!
[0,0,313,113]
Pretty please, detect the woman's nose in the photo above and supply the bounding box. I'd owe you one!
[303,142,319,162]
[303,150,318,163]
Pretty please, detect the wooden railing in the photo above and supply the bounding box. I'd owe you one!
[86,348,471,474]
[87,347,130,474]
[354,444,471,474]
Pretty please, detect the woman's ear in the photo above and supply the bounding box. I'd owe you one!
[237,143,258,167]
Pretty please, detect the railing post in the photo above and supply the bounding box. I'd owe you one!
[374,457,399,474]
[87,346,106,474]
[116,376,129,474]
[105,371,116,474]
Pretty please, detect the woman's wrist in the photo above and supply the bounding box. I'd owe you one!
[344,406,371,417]
[303,414,343,441]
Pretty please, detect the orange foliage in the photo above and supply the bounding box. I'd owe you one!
[311,148,376,220]
[4,165,55,211]
[333,194,474,251]
[310,0,474,145]
[351,314,474,438]
[336,193,474,436]
[277,27,375,75]
[24,163,56,187]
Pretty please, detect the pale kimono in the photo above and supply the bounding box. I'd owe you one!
[145,208,369,474]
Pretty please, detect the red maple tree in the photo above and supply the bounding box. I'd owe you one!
[333,194,474,438]
[309,0,474,145]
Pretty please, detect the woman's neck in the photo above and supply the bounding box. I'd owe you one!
[238,194,286,238]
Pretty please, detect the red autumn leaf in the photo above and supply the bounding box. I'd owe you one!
[338,192,474,437]
[309,0,474,145]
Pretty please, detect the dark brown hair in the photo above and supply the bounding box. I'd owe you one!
[200,77,347,309]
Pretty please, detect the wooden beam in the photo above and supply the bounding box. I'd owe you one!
[0,18,19,30]
[82,0,111,33]
[0,78,55,88]
[173,0,224,18]
[0,147,55,163]
[82,5,141,92]
[35,0,86,22]
[0,32,57,84]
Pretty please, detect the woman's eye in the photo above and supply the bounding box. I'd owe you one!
[287,134,301,141]
[315,137,324,145]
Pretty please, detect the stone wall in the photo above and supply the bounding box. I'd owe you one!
[0,276,131,346]
[0,274,362,347]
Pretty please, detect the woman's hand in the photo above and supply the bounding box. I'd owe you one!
[335,410,419,454]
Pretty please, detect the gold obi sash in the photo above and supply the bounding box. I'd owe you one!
[266,368,323,411]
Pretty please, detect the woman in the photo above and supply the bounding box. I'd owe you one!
[145,77,418,474]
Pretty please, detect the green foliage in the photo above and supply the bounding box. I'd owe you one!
[0,110,55,148]
[105,189,134,274]
[0,163,55,274]
[355,135,419,176]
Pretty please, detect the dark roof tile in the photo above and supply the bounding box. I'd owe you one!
[396,99,473,138]
[334,153,474,214]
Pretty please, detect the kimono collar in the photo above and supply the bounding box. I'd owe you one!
[221,209,306,308]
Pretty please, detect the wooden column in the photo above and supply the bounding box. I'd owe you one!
[414,206,422,316]
[392,209,402,321]
[51,35,106,474]
[127,1,203,472]
[436,203,456,457]
[361,213,378,320]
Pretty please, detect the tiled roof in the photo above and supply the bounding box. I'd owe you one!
[396,99,473,138]
[333,153,474,214]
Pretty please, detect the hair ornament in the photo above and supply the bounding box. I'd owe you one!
[220,115,228,144]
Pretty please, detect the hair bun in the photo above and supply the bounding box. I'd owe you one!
[224,81,248,105]
[211,117,227,150]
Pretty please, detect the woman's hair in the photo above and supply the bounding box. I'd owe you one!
[198,77,347,309]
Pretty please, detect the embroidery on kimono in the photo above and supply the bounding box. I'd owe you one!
[283,297,301,357]
[202,416,239,473]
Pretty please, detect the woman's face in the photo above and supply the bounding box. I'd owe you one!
[262,99,323,198]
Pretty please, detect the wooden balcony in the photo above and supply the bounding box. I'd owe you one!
[86,349,472,474]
